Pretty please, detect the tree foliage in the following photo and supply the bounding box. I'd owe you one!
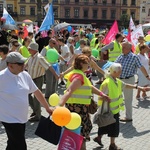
[120,14,130,28]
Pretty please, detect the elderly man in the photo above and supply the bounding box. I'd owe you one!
[41,38,66,98]
[0,52,53,150]
[25,42,59,122]
[115,41,150,122]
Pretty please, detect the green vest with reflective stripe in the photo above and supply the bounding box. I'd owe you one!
[45,46,59,63]
[98,77,124,114]
[64,69,92,104]
[109,40,122,62]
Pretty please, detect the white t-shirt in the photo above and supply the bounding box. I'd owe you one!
[60,44,70,64]
[74,47,82,55]
[0,68,38,123]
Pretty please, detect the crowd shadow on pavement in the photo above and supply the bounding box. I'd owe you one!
[119,122,150,138]
[0,123,5,134]
[134,99,150,109]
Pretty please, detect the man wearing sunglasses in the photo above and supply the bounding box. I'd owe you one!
[0,52,53,150]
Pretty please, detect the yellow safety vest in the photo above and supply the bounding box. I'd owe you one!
[45,46,59,63]
[109,40,122,62]
[98,77,124,114]
[64,69,92,104]
[19,46,31,58]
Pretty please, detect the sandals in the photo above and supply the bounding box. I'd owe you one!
[93,137,104,148]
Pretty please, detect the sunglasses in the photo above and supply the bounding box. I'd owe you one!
[52,42,56,45]
[12,63,24,66]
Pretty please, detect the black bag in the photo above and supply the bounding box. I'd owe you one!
[35,116,62,145]
[88,98,98,114]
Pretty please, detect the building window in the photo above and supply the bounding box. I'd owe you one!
[148,9,150,16]
[30,7,35,15]
[54,7,58,17]
[93,9,98,18]
[131,0,136,5]
[20,0,25,2]
[65,8,70,17]
[53,0,58,2]
[142,7,145,13]
[122,10,127,14]
[74,8,79,17]
[20,7,26,15]
[7,4,13,12]
[112,0,116,5]
[0,4,3,12]
[30,0,35,2]
[65,0,70,3]
[111,10,116,19]
[102,0,107,5]
[102,10,107,19]
[131,11,135,19]
[43,0,48,3]
[122,0,127,5]
[94,0,98,3]
[75,0,79,2]
[42,6,46,16]
[83,9,88,18]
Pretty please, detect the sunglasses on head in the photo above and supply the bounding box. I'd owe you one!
[13,44,19,47]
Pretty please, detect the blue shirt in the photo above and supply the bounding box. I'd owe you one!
[115,52,142,78]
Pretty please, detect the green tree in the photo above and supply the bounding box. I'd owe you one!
[120,14,130,29]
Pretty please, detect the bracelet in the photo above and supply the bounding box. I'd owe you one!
[99,91,104,96]
[135,85,138,89]
[146,75,149,78]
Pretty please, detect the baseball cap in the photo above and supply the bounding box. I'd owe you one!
[28,42,39,51]
[6,52,26,63]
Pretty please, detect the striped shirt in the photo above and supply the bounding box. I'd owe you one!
[115,52,142,78]
[26,53,50,79]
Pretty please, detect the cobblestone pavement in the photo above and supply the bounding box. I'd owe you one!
[0,77,150,150]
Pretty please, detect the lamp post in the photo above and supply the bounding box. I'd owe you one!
[37,0,42,27]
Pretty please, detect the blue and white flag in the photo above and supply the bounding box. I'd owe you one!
[39,3,54,32]
[2,8,16,25]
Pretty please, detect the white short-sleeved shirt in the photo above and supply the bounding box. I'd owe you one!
[60,44,70,64]
[0,68,38,123]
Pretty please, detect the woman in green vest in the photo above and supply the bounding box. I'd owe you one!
[19,37,31,58]
[59,54,110,150]
[94,63,145,150]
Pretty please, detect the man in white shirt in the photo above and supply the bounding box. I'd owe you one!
[0,52,53,150]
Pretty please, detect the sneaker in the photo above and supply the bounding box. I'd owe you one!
[109,143,122,150]
[28,116,40,122]
[30,112,36,117]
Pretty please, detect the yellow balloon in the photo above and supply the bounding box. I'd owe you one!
[22,23,26,27]
[65,112,81,130]
[145,35,150,42]
[48,93,60,106]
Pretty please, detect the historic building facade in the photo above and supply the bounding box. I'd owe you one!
[0,0,141,27]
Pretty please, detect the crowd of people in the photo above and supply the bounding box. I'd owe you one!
[0,25,150,150]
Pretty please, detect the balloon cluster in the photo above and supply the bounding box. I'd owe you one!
[49,93,82,130]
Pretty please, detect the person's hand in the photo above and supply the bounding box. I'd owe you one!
[55,74,59,80]
[60,72,64,79]
[46,107,55,115]
[101,93,111,103]
[143,87,150,92]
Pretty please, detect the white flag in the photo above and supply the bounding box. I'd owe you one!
[27,24,33,32]
[44,3,50,13]
[129,16,136,31]
[131,25,144,47]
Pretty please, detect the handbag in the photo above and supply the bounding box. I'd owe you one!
[58,129,84,150]
[35,116,62,145]
[88,98,98,114]
[93,101,116,127]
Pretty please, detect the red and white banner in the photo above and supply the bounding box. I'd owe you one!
[102,20,119,45]
[129,16,136,31]
[131,25,144,47]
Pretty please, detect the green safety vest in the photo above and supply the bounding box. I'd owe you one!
[45,46,59,63]
[98,77,124,114]
[109,40,122,62]
[19,46,30,58]
[64,69,92,104]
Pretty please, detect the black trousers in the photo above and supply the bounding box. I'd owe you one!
[2,122,27,150]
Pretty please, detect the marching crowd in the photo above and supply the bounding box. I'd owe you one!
[0,26,150,150]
